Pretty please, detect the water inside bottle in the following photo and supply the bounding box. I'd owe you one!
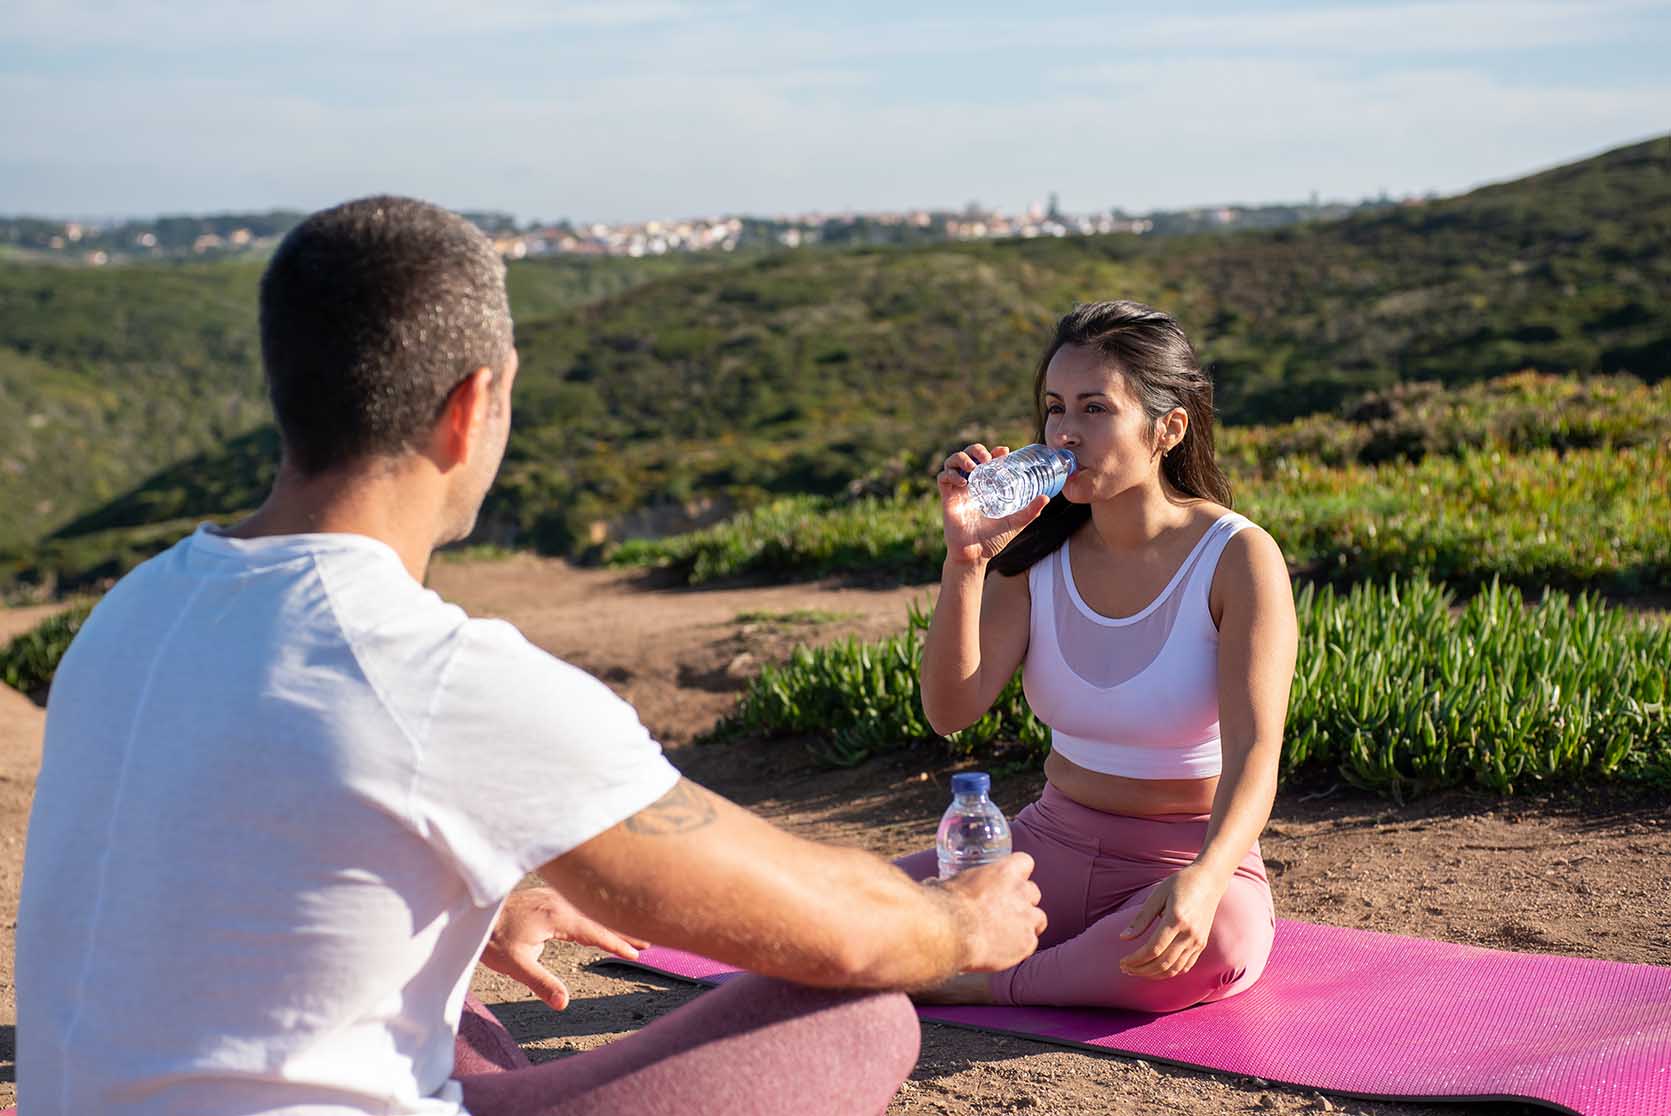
[966,446,1074,519]
[936,773,1013,879]
[970,469,1024,518]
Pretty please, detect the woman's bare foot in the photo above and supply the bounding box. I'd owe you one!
[910,971,996,1005]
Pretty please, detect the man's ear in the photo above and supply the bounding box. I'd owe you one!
[429,367,496,470]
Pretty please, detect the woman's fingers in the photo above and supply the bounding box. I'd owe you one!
[1125,923,1205,980]
[1120,890,1165,940]
[943,444,992,477]
[1121,923,1178,974]
[1152,936,1200,978]
[941,454,976,484]
[947,447,979,468]
[1001,493,1049,529]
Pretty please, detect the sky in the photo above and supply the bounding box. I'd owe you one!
[3,0,1670,224]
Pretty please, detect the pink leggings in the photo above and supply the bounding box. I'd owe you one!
[898,783,1274,1012]
[453,975,918,1115]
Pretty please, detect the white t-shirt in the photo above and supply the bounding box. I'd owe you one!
[18,525,681,1115]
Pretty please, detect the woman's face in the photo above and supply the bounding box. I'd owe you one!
[1041,344,1168,503]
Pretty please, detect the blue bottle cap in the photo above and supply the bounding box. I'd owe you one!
[1059,448,1078,475]
[950,772,991,797]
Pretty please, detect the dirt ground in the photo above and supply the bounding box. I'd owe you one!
[2,555,1668,1114]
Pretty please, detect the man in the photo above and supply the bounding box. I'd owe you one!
[17,196,1045,1116]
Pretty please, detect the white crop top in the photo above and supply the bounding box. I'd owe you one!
[1021,512,1254,779]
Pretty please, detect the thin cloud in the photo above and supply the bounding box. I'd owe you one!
[1,0,702,45]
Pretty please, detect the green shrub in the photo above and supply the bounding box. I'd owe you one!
[1221,371,1671,469]
[712,579,1671,800]
[0,601,95,697]
[1255,442,1671,593]
[614,439,1671,596]
[609,494,943,584]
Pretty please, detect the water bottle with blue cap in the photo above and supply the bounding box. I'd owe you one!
[936,772,1013,880]
[962,444,1077,519]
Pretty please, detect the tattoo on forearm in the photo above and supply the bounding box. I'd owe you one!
[625,780,718,836]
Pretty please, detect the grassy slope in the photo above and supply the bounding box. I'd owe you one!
[0,253,718,552]
[2,135,1667,592]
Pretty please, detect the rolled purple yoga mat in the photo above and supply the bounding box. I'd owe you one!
[611,919,1671,1116]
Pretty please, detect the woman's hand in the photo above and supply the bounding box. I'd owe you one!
[1116,867,1225,981]
[938,443,1049,567]
[480,886,650,1011]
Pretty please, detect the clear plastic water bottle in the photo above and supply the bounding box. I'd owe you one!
[936,772,1013,880]
[964,444,1077,518]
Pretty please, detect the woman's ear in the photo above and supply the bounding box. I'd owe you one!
[1160,407,1189,456]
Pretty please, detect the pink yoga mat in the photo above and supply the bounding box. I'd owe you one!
[611,920,1671,1116]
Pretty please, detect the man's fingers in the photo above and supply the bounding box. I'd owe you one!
[504,950,572,1011]
[568,918,644,961]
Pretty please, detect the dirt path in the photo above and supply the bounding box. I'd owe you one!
[2,557,1668,1113]
[0,678,44,1102]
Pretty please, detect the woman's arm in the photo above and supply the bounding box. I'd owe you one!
[1194,526,1298,888]
[920,560,1031,735]
[919,442,1045,736]
[1116,526,1297,979]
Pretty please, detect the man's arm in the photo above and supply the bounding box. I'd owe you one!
[537,778,1045,990]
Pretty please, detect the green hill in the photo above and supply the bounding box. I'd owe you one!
[482,133,1671,552]
[0,261,268,546]
[3,134,1668,598]
[0,252,717,554]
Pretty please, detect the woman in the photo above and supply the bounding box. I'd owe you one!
[902,299,1298,1012]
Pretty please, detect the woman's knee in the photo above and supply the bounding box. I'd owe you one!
[1104,885,1273,1012]
[1192,883,1275,988]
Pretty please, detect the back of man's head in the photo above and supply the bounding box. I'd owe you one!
[259,196,513,476]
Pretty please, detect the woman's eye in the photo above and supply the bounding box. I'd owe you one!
[1086,404,1105,414]
[1045,404,1064,415]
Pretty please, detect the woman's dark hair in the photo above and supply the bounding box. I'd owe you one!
[989,300,1232,578]
[259,195,514,476]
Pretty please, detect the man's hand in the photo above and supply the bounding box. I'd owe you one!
[480,886,650,1011]
[935,853,1047,973]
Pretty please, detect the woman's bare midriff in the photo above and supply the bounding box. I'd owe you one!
[1044,749,1218,817]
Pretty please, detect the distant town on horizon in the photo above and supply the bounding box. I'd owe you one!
[1,187,1428,267]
